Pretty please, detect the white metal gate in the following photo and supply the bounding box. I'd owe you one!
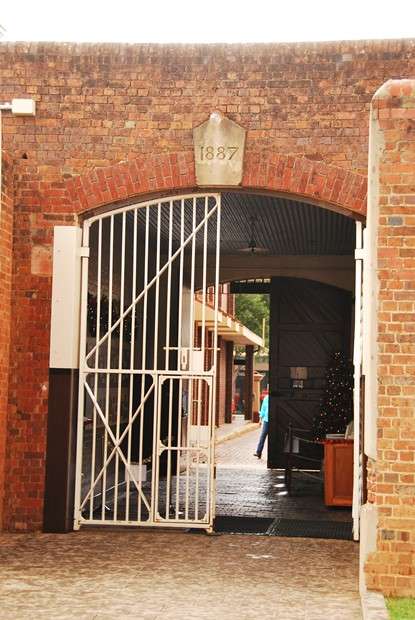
[74,194,221,530]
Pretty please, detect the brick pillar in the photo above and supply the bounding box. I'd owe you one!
[244,345,254,421]
[224,341,234,424]
[0,153,14,530]
[363,79,415,597]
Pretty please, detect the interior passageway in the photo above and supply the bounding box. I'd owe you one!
[213,192,356,534]
[215,429,351,524]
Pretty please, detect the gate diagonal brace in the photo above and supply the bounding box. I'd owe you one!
[85,202,219,364]
[80,380,154,512]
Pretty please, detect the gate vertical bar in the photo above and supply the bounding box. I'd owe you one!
[172,199,185,516]
[73,221,90,529]
[175,376,183,519]
[151,203,162,521]
[185,197,197,520]
[177,198,185,371]
[209,194,221,527]
[138,206,150,522]
[165,201,173,372]
[113,212,126,520]
[195,197,209,520]
[89,219,102,519]
[126,209,137,521]
[164,202,174,518]
[101,215,114,521]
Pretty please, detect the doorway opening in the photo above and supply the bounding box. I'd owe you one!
[211,192,359,538]
[74,190,363,538]
[214,278,354,539]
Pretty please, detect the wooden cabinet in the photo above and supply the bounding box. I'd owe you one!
[323,440,353,507]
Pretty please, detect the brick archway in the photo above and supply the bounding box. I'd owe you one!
[64,150,367,217]
[2,149,367,533]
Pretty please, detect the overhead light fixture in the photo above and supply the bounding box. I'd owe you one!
[238,215,270,255]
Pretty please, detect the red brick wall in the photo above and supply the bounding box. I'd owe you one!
[1,40,414,176]
[364,80,415,597]
[0,152,14,530]
[0,39,410,531]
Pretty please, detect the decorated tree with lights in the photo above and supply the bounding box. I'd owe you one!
[312,351,353,441]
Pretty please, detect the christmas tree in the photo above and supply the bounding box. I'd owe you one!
[312,351,353,441]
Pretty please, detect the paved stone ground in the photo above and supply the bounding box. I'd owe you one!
[0,530,362,620]
[216,422,267,468]
[215,426,351,522]
[215,415,256,443]
[0,428,360,619]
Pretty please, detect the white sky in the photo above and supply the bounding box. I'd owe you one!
[1,0,415,44]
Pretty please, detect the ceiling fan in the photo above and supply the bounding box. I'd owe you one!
[238,215,270,255]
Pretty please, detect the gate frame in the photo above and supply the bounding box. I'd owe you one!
[73,193,221,531]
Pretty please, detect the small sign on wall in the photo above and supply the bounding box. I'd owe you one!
[193,112,246,186]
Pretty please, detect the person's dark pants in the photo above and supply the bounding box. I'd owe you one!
[255,421,269,457]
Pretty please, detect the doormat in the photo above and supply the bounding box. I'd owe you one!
[214,516,274,534]
[267,518,353,540]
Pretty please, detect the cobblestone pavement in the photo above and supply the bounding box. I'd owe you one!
[215,426,351,522]
[216,423,267,468]
[215,415,256,443]
[0,530,362,620]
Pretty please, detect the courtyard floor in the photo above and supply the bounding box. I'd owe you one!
[215,424,351,522]
[0,529,362,620]
[0,427,361,619]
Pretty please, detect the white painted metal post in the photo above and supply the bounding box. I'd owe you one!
[353,221,364,541]
[74,223,91,529]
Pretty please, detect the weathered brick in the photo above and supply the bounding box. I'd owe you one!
[365,79,415,598]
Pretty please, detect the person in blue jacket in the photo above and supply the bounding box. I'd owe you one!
[254,394,269,459]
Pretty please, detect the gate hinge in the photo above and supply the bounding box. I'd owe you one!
[354,249,365,261]
[79,246,90,258]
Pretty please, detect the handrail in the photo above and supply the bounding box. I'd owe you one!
[284,422,323,494]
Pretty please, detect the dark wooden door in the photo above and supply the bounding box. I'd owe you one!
[268,278,352,468]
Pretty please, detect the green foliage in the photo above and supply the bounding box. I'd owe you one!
[387,598,415,620]
[234,293,269,348]
[312,351,353,440]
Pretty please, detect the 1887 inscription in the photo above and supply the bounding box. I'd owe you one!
[199,145,239,161]
[193,112,246,186]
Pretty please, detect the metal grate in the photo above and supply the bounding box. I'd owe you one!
[267,518,353,540]
[213,516,353,540]
[214,516,274,534]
